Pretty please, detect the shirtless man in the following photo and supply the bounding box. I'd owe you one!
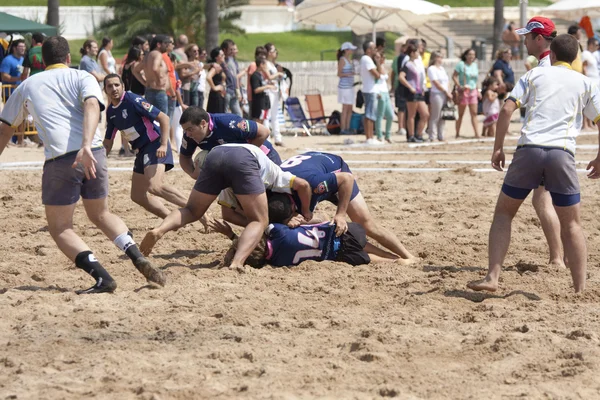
[142,34,171,114]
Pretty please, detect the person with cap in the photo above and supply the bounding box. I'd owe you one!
[337,42,357,134]
[467,34,600,294]
[515,16,565,270]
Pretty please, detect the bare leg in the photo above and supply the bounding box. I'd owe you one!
[140,189,216,255]
[468,103,479,138]
[221,206,249,227]
[364,118,374,140]
[82,197,130,240]
[554,203,586,292]
[45,203,92,261]
[131,171,171,218]
[468,192,524,292]
[229,192,269,268]
[145,163,188,206]
[456,104,466,138]
[406,102,417,139]
[532,188,565,268]
[397,110,405,132]
[346,193,416,260]
[416,101,430,137]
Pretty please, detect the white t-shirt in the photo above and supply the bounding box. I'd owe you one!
[373,73,389,94]
[0,64,105,160]
[216,143,295,210]
[538,54,551,68]
[266,60,279,94]
[98,49,116,74]
[582,50,600,80]
[508,63,600,154]
[360,55,377,93]
[427,65,449,94]
[197,63,206,93]
[595,50,600,76]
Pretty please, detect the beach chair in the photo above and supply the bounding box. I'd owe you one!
[304,92,327,124]
[283,97,323,136]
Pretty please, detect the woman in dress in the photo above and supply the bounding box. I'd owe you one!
[206,47,227,113]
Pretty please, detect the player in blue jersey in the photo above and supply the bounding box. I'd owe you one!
[269,151,418,264]
[103,74,188,218]
[210,219,412,268]
[178,106,282,180]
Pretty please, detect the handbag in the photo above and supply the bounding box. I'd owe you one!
[441,101,457,121]
[356,89,364,108]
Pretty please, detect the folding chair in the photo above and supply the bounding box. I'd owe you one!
[284,97,325,136]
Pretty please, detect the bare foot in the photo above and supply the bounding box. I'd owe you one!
[134,257,166,287]
[549,259,566,269]
[467,277,498,292]
[395,256,421,266]
[140,230,161,256]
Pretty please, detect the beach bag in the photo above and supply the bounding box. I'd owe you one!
[327,110,341,134]
[441,101,457,121]
[356,90,364,109]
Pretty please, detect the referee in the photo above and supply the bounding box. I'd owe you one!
[0,36,165,293]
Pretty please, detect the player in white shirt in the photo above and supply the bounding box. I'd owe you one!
[468,35,600,294]
[0,36,165,293]
[514,16,564,270]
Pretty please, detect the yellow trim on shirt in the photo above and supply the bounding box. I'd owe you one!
[217,200,235,209]
[552,61,573,70]
[594,115,600,124]
[289,175,296,188]
[45,63,69,70]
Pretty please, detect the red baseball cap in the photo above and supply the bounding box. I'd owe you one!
[515,17,555,36]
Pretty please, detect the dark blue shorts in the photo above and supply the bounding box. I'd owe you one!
[325,161,360,205]
[133,140,174,174]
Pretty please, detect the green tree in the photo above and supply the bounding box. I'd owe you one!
[47,0,59,28]
[492,0,504,60]
[98,0,247,48]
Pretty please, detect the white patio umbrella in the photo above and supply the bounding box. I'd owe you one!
[542,0,600,20]
[295,0,449,41]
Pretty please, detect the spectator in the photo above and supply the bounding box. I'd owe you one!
[426,51,452,142]
[21,32,46,80]
[568,25,584,73]
[183,44,202,106]
[337,42,356,134]
[79,40,105,84]
[163,37,178,125]
[481,76,500,137]
[421,39,432,108]
[98,37,116,75]
[582,37,599,129]
[502,22,521,59]
[250,57,276,124]
[264,42,285,145]
[142,34,170,115]
[376,37,386,53]
[120,35,149,71]
[1,39,26,88]
[246,46,267,107]
[392,36,408,137]
[221,39,242,116]
[173,34,188,62]
[360,40,381,145]
[373,51,394,143]
[122,46,145,96]
[197,47,207,108]
[452,48,480,138]
[491,48,515,94]
[206,47,226,113]
[398,43,428,142]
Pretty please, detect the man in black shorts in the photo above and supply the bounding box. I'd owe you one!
[140,145,269,269]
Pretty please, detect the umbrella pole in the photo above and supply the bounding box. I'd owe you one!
[372,22,376,43]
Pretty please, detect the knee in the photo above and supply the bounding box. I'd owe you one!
[422,111,430,120]
[147,184,163,197]
[87,210,108,227]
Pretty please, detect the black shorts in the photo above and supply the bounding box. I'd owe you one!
[424,90,430,105]
[405,92,425,103]
[133,140,174,174]
[324,160,360,205]
[193,146,265,196]
[335,223,370,266]
[395,86,406,112]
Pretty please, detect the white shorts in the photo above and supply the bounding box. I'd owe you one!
[338,87,355,105]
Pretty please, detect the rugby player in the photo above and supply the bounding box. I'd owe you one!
[0,36,165,293]
[178,106,282,181]
[139,143,313,268]
[468,34,600,293]
[268,152,418,263]
[211,219,414,268]
[103,74,188,218]
[516,16,564,269]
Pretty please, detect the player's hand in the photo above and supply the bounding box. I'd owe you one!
[491,148,505,171]
[332,215,348,237]
[301,210,313,223]
[199,215,212,233]
[286,214,304,228]
[208,219,233,238]
[587,157,600,179]
[73,146,97,180]
[156,145,167,159]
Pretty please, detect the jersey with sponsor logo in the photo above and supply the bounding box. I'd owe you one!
[265,222,338,267]
[105,91,161,150]
[279,152,344,211]
[179,112,281,164]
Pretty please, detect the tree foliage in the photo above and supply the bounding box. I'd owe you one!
[98,0,248,48]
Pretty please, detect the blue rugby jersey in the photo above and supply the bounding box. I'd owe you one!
[179,113,281,164]
[265,222,339,267]
[105,91,161,150]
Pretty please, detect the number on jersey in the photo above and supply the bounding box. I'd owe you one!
[292,226,325,263]
[280,155,312,168]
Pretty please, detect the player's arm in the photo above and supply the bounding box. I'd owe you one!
[77,97,102,179]
[291,177,313,222]
[332,172,355,236]
[156,111,170,158]
[583,85,600,179]
[249,122,270,147]
[0,122,16,156]
[0,86,26,155]
[180,153,196,179]
[492,100,517,171]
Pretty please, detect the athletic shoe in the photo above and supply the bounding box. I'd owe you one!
[414,136,424,143]
[76,279,117,295]
[407,136,417,142]
[366,138,384,145]
[134,257,166,287]
[398,128,407,136]
[385,138,393,144]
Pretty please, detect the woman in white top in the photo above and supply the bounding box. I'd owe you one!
[337,42,356,134]
[265,42,285,146]
[426,52,453,141]
[373,51,394,143]
[98,37,116,74]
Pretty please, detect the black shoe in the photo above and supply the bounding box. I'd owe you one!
[76,279,117,295]
[134,257,166,287]
[414,136,424,143]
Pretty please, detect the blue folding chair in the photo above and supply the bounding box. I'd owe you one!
[284,97,326,136]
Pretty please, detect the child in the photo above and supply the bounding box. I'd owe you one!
[481,76,500,137]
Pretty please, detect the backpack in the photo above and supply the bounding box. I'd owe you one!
[326,110,341,134]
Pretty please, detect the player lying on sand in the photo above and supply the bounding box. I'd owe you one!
[103,74,189,219]
[210,219,414,268]
[139,143,313,268]
[268,152,419,264]
[467,34,600,293]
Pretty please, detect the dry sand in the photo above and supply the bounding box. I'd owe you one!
[2,120,600,399]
